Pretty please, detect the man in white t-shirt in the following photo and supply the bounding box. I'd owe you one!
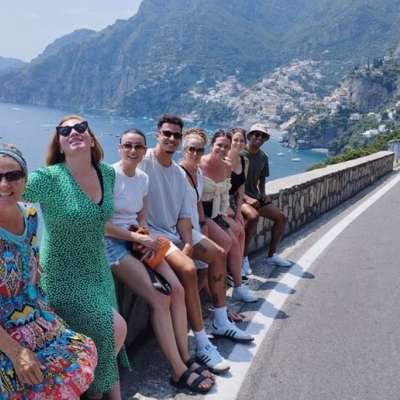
[140,115,254,374]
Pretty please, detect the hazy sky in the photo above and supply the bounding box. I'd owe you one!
[1,1,143,61]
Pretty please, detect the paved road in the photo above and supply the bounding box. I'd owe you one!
[237,175,400,400]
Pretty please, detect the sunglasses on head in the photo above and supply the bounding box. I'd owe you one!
[121,142,147,151]
[187,146,205,155]
[160,130,183,140]
[56,121,89,137]
[0,170,25,182]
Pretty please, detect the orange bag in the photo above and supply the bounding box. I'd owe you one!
[128,225,170,269]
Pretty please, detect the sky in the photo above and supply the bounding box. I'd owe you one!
[0,1,143,61]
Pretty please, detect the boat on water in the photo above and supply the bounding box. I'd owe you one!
[291,157,301,162]
[277,152,285,156]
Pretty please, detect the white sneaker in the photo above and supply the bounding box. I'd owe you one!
[196,344,230,374]
[211,321,254,343]
[241,256,252,275]
[232,285,258,303]
[265,253,292,267]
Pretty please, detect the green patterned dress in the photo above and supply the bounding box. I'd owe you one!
[23,162,122,395]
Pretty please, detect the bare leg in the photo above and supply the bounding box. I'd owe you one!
[193,237,226,308]
[257,204,288,256]
[155,259,190,363]
[166,250,204,332]
[241,203,259,256]
[112,255,187,380]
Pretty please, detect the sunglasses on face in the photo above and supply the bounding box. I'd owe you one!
[56,121,89,137]
[253,132,269,140]
[187,146,205,155]
[160,130,183,140]
[121,142,147,151]
[0,170,25,182]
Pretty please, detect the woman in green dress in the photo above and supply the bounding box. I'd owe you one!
[23,115,127,400]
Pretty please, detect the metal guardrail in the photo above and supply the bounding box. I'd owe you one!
[388,140,400,165]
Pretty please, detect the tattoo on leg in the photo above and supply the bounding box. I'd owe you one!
[212,274,223,283]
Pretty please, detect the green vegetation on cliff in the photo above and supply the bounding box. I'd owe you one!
[308,130,400,171]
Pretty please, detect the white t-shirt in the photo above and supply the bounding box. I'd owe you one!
[139,148,192,242]
[110,161,149,229]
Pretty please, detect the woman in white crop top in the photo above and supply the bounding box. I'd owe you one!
[105,129,214,393]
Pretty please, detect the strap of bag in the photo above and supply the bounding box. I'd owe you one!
[180,165,199,201]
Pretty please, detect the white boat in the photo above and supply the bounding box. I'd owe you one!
[277,152,285,156]
[291,157,301,162]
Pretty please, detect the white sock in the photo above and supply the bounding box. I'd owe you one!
[213,306,229,327]
[234,284,245,292]
[194,329,211,349]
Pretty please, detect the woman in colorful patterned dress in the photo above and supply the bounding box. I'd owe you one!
[23,116,127,400]
[0,144,97,399]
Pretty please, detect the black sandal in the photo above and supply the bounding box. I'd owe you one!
[186,356,215,381]
[170,368,214,394]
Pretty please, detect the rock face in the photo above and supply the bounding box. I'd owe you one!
[0,57,26,76]
[1,0,400,120]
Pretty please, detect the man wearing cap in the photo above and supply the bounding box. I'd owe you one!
[241,123,291,270]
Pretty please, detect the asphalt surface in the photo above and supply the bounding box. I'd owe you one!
[238,174,400,400]
[120,171,400,400]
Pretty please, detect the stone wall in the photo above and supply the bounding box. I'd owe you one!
[247,151,394,253]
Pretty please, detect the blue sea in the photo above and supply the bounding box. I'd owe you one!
[0,102,326,179]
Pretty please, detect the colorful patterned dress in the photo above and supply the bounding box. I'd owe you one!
[23,162,126,395]
[0,205,96,399]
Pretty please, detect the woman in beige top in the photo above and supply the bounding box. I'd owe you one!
[200,130,257,303]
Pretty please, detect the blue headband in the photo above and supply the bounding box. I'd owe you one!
[0,148,28,176]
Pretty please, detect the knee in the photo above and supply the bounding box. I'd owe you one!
[150,290,171,311]
[214,245,227,262]
[114,314,127,350]
[170,281,185,303]
[278,211,288,225]
[180,260,198,283]
[247,211,259,226]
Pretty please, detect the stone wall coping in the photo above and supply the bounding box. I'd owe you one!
[266,151,394,195]
[388,139,400,144]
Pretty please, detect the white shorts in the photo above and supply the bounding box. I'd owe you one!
[163,229,208,270]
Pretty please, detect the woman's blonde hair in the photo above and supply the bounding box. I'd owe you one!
[46,115,104,166]
[182,127,208,148]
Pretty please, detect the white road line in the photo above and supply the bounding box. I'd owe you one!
[207,172,400,400]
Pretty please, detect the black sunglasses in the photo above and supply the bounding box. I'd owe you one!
[56,121,89,137]
[121,142,147,151]
[252,132,269,140]
[160,130,183,140]
[187,146,205,155]
[0,170,25,182]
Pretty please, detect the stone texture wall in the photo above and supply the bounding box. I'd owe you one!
[247,151,394,253]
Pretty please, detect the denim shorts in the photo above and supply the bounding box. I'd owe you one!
[105,237,129,267]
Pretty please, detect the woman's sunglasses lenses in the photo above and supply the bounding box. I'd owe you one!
[0,170,25,182]
[56,121,88,137]
[122,143,146,151]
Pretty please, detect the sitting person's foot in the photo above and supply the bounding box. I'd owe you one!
[265,253,292,267]
[211,320,254,343]
[232,285,258,303]
[170,368,214,394]
[196,343,230,375]
[241,256,252,275]
[228,309,245,323]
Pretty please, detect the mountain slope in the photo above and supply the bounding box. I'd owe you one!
[1,0,400,119]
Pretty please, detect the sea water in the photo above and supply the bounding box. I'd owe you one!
[0,102,326,179]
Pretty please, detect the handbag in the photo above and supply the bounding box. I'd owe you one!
[128,225,172,296]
